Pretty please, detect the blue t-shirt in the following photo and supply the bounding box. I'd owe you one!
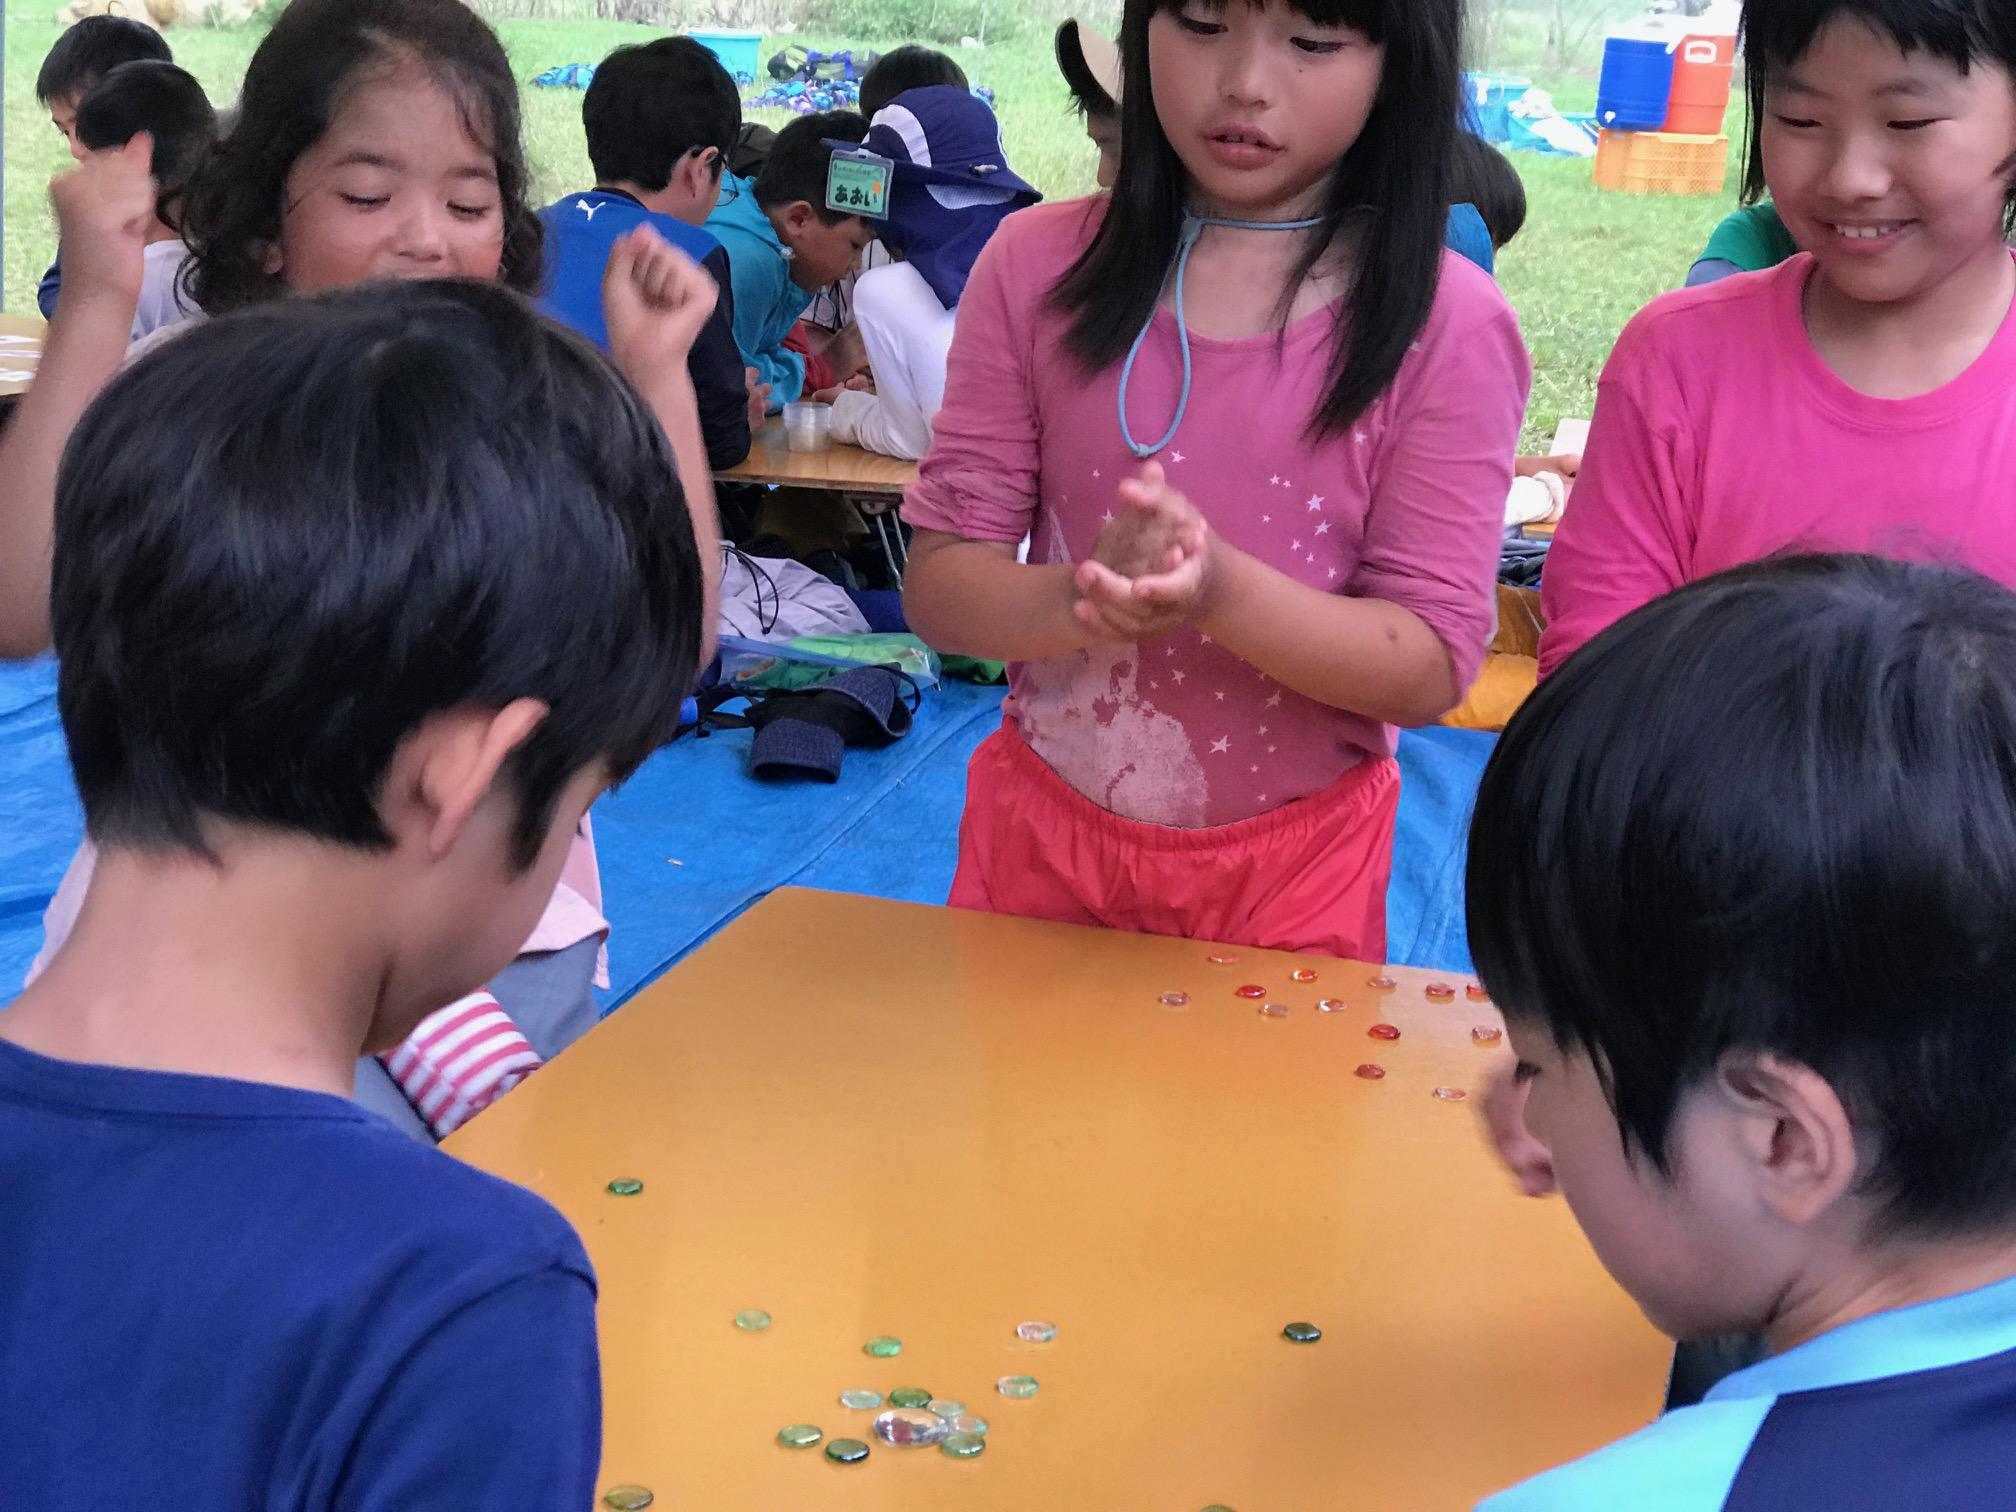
[537,188,753,472]
[0,1038,601,1508]
[1480,1274,2016,1509]
[1446,202,1496,275]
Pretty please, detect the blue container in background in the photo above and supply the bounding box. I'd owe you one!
[1461,71,1532,143]
[688,28,764,84]
[1596,27,1679,130]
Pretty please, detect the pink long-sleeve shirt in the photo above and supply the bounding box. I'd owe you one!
[905,198,1530,829]
[1540,251,2016,678]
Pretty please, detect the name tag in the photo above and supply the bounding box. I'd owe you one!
[825,149,893,218]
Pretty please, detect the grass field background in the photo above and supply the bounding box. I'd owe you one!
[3,0,1745,445]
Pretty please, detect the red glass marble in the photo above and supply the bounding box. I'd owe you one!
[1471,1025,1504,1045]
[1291,968,1318,984]
[1466,983,1491,1002]
[1367,1023,1401,1041]
[1425,983,1456,1002]
[1354,1063,1387,1080]
[1235,985,1268,1000]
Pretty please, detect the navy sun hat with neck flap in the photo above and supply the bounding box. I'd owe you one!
[826,84,1040,309]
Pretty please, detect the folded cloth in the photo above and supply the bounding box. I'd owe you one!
[378,990,542,1138]
[747,665,915,781]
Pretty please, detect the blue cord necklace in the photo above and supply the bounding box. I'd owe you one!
[1117,210,1328,460]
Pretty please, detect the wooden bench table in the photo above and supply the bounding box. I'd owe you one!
[447,889,1667,1510]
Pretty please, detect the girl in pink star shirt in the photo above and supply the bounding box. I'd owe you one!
[901,0,1530,960]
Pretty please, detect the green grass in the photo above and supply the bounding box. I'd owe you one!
[4,1,1741,446]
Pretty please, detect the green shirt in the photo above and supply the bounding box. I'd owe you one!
[1700,202,1798,273]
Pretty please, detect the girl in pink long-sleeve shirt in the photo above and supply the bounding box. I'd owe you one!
[902,0,1530,960]
[1540,0,2016,679]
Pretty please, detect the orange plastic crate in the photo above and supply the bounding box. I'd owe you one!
[1592,128,1730,196]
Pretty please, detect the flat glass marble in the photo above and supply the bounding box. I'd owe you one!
[950,1414,990,1436]
[1367,1023,1401,1041]
[1282,1321,1322,1343]
[1207,952,1239,965]
[1235,984,1268,1000]
[1425,983,1457,1002]
[1355,1063,1386,1080]
[941,1431,987,1459]
[605,1178,644,1196]
[825,1437,871,1464]
[1291,968,1319,983]
[838,1389,882,1410]
[1367,975,1397,990]
[873,1408,949,1447]
[888,1387,930,1409]
[929,1398,966,1418]
[1472,1026,1504,1046]
[776,1424,822,1448]
[602,1489,653,1510]
[732,1308,771,1332]
[863,1335,902,1357]
[1316,998,1348,1014]
[1258,1002,1290,1019]
[1467,983,1492,1002]
[1016,1319,1058,1343]
[1434,1087,1470,1103]
[1159,991,1191,1007]
[996,1374,1040,1398]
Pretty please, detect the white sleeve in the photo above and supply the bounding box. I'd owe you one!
[827,263,956,463]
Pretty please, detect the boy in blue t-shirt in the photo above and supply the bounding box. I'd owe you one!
[540,36,755,471]
[0,282,705,1506]
[1469,554,2016,1510]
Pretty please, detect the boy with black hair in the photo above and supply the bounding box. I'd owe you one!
[540,35,757,470]
[1449,131,1528,253]
[0,278,707,1505]
[1469,553,2016,1509]
[73,60,215,342]
[860,44,969,120]
[1055,18,1121,189]
[33,13,173,318]
[707,109,876,411]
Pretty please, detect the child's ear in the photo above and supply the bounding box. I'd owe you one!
[388,700,550,861]
[778,200,819,244]
[1712,1050,1860,1227]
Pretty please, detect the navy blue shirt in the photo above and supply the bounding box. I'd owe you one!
[1480,1274,2016,1509]
[0,1038,601,1509]
[538,188,753,472]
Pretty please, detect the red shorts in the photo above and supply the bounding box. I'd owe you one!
[948,722,1399,961]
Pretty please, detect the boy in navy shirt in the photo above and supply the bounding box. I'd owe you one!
[0,282,705,1506]
[540,36,756,470]
[1469,554,2016,1510]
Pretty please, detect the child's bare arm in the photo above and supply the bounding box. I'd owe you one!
[904,531,1106,662]
[0,139,154,659]
[602,226,723,666]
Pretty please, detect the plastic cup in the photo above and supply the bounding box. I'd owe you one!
[783,401,832,454]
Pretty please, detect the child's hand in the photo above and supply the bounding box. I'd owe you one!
[49,134,156,309]
[1073,463,1212,644]
[745,367,772,431]
[603,224,717,385]
[824,323,869,383]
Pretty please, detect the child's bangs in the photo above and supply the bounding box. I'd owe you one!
[1745,0,2012,79]
[1148,0,1388,42]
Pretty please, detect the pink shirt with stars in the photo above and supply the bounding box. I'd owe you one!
[907,199,1531,829]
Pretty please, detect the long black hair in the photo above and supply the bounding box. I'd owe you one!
[182,0,543,314]
[1741,0,2016,233]
[1051,0,1464,438]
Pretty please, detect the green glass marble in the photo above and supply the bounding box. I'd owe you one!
[733,1308,772,1332]
[863,1335,902,1358]
[928,1398,966,1419]
[940,1431,987,1459]
[825,1437,870,1464]
[605,1178,644,1197]
[1201,1505,1238,1511]
[950,1414,990,1436]
[1282,1321,1323,1343]
[838,1389,883,1411]
[776,1424,823,1448]
[995,1374,1039,1398]
[888,1387,930,1409]
[601,1488,653,1510]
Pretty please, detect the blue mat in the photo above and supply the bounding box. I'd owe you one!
[0,659,1489,1006]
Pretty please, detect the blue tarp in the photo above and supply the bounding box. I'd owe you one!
[0,659,1486,1008]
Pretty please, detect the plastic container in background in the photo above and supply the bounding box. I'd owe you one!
[1592,129,1730,196]
[1460,71,1532,143]
[783,401,833,454]
[1596,23,1680,131]
[1662,32,1738,135]
[687,28,764,83]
